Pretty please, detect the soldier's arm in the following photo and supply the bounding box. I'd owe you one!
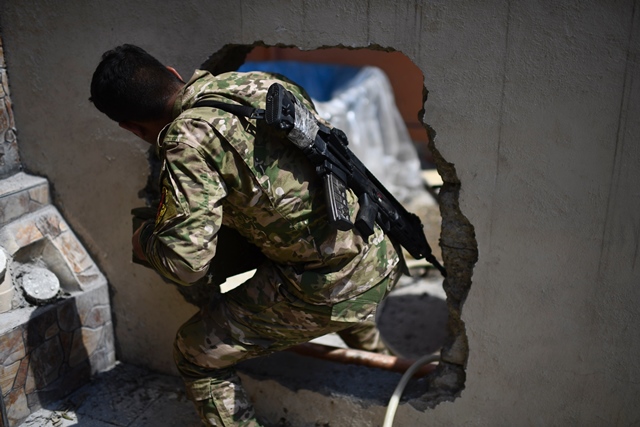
[139,127,227,286]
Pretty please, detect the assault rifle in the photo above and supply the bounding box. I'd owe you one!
[263,83,446,277]
[193,84,446,277]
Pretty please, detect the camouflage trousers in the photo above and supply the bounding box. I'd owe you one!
[174,261,401,426]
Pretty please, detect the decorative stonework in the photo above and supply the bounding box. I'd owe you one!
[0,172,99,333]
[0,34,115,427]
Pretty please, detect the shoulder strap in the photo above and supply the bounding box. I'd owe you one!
[193,99,265,120]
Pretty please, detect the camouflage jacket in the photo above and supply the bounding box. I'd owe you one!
[141,70,400,304]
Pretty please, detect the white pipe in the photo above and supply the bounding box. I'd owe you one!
[382,353,441,427]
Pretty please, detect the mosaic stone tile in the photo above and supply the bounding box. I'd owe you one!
[81,305,111,330]
[30,337,64,389]
[52,232,92,275]
[5,388,28,426]
[34,211,64,239]
[23,366,35,395]
[23,307,57,351]
[0,327,25,366]
[0,177,49,239]
[0,360,19,397]
[56,299,81,333]
[13,357,29,391]
[69,326,107,368]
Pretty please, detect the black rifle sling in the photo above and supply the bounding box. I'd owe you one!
[193,99,265,120]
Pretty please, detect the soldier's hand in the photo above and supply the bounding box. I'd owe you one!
[132,223,149,262]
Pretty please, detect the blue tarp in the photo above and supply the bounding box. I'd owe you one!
[238,60,428,204]
[238,60,361,102]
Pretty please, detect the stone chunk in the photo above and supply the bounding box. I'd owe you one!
[18,265,61,304]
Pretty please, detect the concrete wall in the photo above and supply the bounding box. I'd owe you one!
[1,0,639,425]
[0,35,20,179]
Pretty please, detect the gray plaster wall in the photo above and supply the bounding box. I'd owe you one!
[1,0,639,425]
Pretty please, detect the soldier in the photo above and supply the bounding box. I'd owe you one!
[90,44,403,426]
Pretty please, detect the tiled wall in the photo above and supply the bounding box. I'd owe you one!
[0,285,114,426]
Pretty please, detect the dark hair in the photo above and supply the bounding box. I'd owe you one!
[90,44,183,122]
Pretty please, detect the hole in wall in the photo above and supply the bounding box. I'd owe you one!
[143,42,478,411]
[202,44,436,168]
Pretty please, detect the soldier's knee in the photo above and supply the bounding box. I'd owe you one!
[184,375,263,427]
[174,332,246,374]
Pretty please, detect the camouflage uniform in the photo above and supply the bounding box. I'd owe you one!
[139,70,402,426]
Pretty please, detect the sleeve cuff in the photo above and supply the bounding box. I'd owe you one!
[139,220,156,249]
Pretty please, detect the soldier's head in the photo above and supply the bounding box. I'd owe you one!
[90,44,184,143]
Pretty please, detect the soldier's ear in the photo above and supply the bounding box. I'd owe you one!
[166,66,184,82]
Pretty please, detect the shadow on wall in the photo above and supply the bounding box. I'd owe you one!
[377,277,449,359]
[1,298,90,425]
[26,301,91,418]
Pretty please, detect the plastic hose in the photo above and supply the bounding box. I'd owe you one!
[382,354,440,427]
